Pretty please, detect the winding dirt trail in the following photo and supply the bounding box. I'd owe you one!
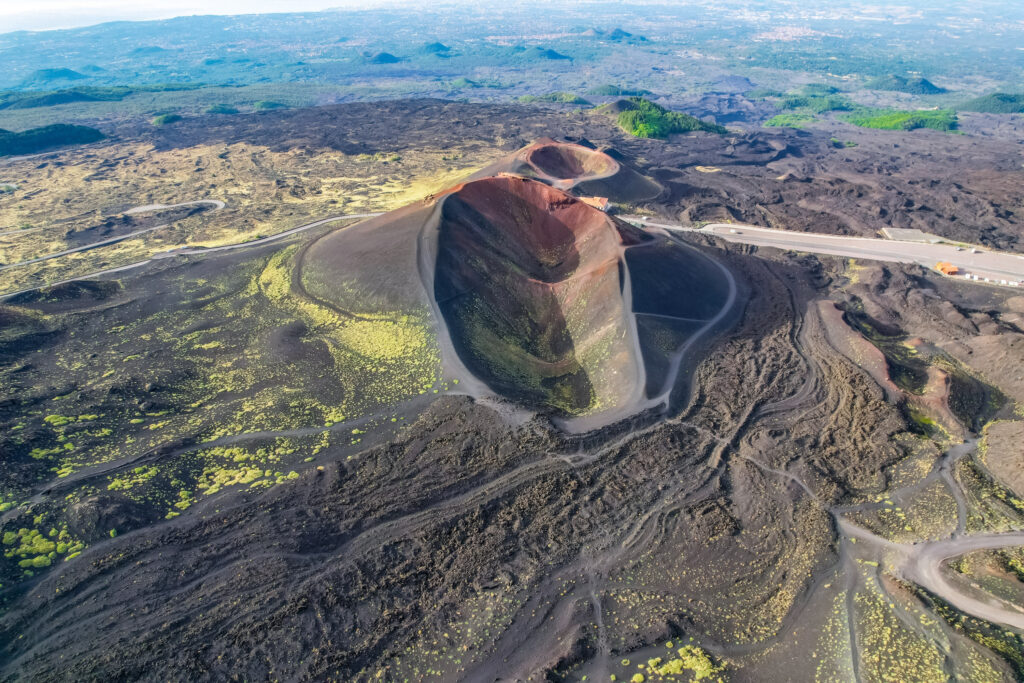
[838,518,1024,629]
[123,200,226,215]
[904,533,1024,628]
[0,211,381,300]
[0,200,228,272]
[651,233,739,408]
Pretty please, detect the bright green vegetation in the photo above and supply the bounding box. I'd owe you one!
[614,97,726,138]
[586,84,653,97]
[958,93,1024,114]
[831,138,858,148]
[151,113,182,126]
[0,123,104,156]
[3,525,85,572]
[840,108,958,131]
[865,75,946,95]
[800,83,841,96]
[253,100,288,111]
[746,87,784,99]
[779,94,854,114]
[205,103,239,114]
[764,113,817,128]
[517,92,591,105]
[652,646,721,679]
[765,87,959,134]
[599,643,723,682]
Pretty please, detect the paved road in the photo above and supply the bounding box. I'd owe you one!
[626,218,1024,286]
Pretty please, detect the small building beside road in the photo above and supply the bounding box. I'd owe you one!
[882,227,945,243]
[580,196,610,212]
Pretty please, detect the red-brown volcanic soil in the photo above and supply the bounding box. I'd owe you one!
[433,175,644,415]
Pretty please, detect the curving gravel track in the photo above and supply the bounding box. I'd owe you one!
[0,199,228,272]
[839,517,1024,629]
[0,210,382,300]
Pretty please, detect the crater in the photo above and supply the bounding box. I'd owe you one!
[526,142,619,184]
[433,176,643,415]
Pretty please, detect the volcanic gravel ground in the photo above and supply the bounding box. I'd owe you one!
[3,99,1024,680]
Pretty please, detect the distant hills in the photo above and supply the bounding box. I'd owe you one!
[581,27,646,41]
[0,84,204,111]
[448,77,505,90]
[524,47,571,61]
[421,42,451,56]
[364,52,402,64]
[22,68,87,85]
[254,100,288,111]
[205,104,239,115]
[958,92,1024,114]
[517,92,591,105]
[866,75,947,95]
[130,46,173,56]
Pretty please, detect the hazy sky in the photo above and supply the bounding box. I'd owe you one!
[0,1,387,32]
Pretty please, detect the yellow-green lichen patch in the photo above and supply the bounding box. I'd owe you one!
[108,466,160,492]
[383,589,522,680]
[846,480,959,543]
[652,645,722,680]
[853,578,946,682]
[256,244,441,416]
[3,524,86,574]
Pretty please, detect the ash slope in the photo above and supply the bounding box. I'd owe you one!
[303,140,734,425]
[0,241,847,683]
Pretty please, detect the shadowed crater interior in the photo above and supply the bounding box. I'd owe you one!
[526,142,619,183]
[433,176,642,415]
